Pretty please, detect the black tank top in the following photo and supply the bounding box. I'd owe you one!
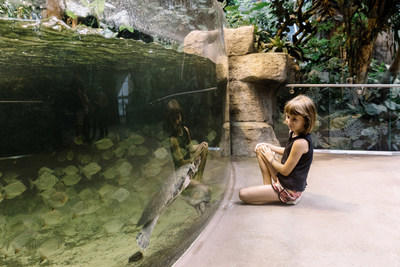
[277,132,313,192]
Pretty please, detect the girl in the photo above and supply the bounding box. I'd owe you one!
[166,99,208,181]
[239,95,317,205]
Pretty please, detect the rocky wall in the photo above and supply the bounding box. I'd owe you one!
[184,25,299,157]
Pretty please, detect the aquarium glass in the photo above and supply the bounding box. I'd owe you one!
[0,1,229,266]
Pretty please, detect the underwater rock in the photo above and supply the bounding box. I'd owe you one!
[57,152,67,162]
[78,154,92,165]
[63,165,79,175]
[95,138,114,150]
[154,147,169,160]
[117,161,133,177]
[78,188,98,201]
[142,164,161,178]
[54,167,64,177]
[47,191,69,208]
[38,167,54,176]
[118,175,130,186]
[72,200,101,216]
[40,188,57,200]
[127,145,136,157]
[0,171,2,178]
[54,181,67,192]
[67,150,74,161]
[136,146,149,156]
[102,150,114,160]
[3,181,27,199]
[98,184,117,199]
[111,188,130,203]
[128,251,144,262]
[33,172,59,191]
[113,146,127,158]
[65,187,78,199]
[103,220,124,234]
[103,166,118,180]
[142,159,163,177]
[38,237,64,260]
[63,224,77,237]
[128,133,145,145]
[0,192,3,203]
[41,210,64,226]
[21,216,43,232]
[82,162,102,179]
[3,172,19,184]
[9,230,35,252]
[62,174,82,186]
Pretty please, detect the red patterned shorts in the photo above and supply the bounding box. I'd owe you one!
[272,180,302,205]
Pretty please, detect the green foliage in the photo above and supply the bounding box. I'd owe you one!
[225,0,275,31]
[0,1,35,19]
[80,0,105,18]
[65,10,77,20]
[119,25,134,33]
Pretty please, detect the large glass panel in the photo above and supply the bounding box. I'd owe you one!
[0,1,229,266]
[274,86,400,151]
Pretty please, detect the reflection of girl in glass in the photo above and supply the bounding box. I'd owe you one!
[166,99,208,181]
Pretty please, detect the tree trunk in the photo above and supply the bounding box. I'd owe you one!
[354,41,376,83]
[45,0,63,19]
[388,47,400,82]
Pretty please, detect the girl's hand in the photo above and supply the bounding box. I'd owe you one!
[255,143,269,152]
[256,144,275,163]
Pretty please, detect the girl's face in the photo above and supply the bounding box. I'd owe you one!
[285,113,306,135]
[173,113,182,129]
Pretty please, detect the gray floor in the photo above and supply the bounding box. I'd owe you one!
[174,154,400,267]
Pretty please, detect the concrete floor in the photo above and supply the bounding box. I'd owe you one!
[173,153,400,267]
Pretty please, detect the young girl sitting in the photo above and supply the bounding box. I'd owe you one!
[239,95,317,205]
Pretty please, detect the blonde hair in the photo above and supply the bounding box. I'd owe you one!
[284,95,317,134]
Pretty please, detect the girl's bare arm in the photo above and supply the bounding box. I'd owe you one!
[261,139,308,176]
[255,143,284,155]
[267,144,284,155]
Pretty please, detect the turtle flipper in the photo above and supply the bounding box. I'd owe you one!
[136,215,159,249]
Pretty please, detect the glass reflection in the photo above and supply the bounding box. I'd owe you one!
[0,6,228,267]
[275,86,400,151]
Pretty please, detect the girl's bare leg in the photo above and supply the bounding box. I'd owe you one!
[256,150,278,185]
[239,185,280,204]
[193,143,208,181]
[237,150,280,204]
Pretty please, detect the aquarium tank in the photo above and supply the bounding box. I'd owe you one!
[0,0,229,266]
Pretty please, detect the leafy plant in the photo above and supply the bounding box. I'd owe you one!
[65,10,77,20]
[0,1,35,19]
[119,25,134,33]
[80,0,105,18]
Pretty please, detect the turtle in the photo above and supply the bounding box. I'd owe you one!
[134,159,200,251]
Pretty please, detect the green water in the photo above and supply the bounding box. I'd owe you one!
[0,18,229,266]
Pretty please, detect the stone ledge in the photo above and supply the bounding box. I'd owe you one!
[229,53,288,83]
[231,122,279,157]
[229,81,265,122]
[224,26,254,56]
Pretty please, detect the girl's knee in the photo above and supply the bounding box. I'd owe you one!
[239,188,249,202]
